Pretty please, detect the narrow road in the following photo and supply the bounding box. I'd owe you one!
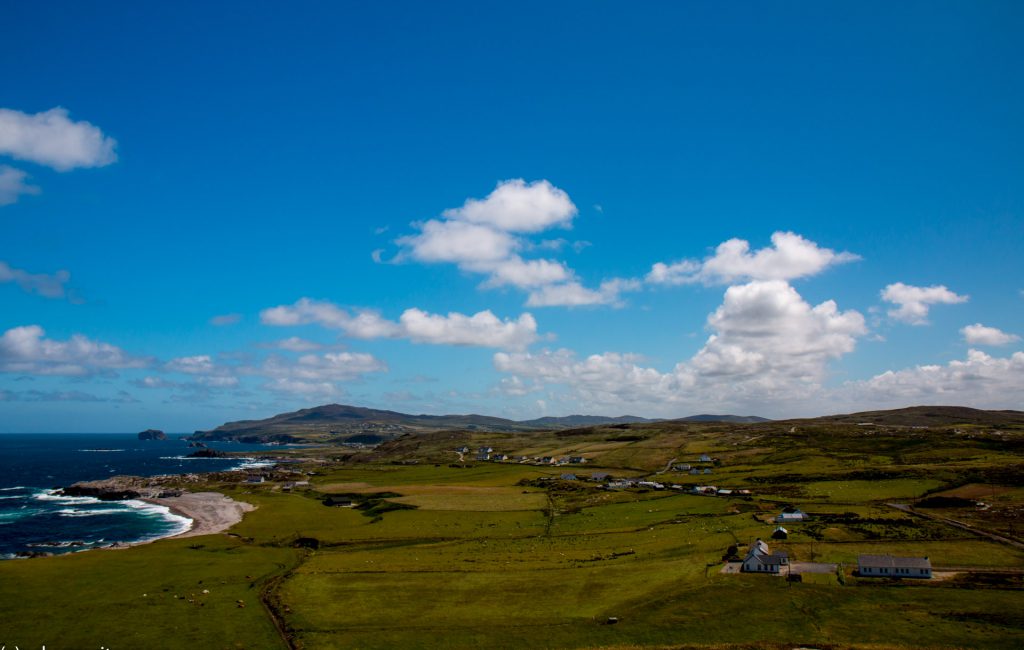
[887,503,1024,551]
[655,457,677,475]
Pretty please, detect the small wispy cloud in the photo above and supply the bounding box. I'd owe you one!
[0,260,71,299]
[210,313,242,326]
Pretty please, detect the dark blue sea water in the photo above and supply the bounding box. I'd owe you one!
[0,434,275,559]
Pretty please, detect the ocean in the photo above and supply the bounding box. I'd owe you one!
[0,433,275,559]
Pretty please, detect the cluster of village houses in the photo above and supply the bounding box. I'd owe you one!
[465,448,719,473]
[461,446,589,465]
[464,447,745,495]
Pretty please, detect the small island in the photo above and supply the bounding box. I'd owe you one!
[137,429,167,441]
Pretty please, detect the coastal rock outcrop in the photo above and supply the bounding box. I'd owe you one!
[62,476,162,500]
[186,448,229,458]
[138,429,167,441]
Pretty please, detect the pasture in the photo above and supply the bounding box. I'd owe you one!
[2,419,1023,649]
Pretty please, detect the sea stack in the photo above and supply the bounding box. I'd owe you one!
[138,429,167,441]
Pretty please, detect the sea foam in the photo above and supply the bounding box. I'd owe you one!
[122,499,193,539]
[33,489,102,505]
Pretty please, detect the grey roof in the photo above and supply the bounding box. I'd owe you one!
[743,539,789,564]
[858,554,931,569]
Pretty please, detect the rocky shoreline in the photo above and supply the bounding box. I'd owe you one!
[61,475,185,501]
[57,475,258,550]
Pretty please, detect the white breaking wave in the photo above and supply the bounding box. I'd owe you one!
[56,508,126,517]
[0,486,27,491]
[236,458,276,470]
[78,448,126,452]
[159,455,224,461]
[33,489,102,505]
[122,499,192,539]
[26,540,92,549]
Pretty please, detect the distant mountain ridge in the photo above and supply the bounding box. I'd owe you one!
[785,405,1024,427]
[675,414,771,424]
[190,404,748,442]
[191,403,1022,444]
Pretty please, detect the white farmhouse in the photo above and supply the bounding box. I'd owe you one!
[741,539,789,574]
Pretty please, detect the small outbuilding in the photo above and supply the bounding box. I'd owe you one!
[771,526,789,540]
[776,508,809,523]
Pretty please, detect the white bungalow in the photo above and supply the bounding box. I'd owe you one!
[858,555,932,579]
[741,539,789,574]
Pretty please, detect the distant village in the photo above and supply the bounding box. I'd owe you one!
[458,446,743,495]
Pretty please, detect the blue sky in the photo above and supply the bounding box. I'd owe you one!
[2,1,1022,432]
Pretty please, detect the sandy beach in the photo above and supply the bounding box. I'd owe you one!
[140,491,255,541]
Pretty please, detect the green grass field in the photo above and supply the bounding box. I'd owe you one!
[2,420,1023,649]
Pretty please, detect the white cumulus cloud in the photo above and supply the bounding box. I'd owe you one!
[0,107,117,171]
[442,178,577,233]
[394,179,627,307]
[695,280,866,383]
[397,219,517,265]
[647,231,859,286]
[399,309,537,349]
[479,257,572,289]
[526,278,640,308]
[261,298,538,350]
[0,325,150,376]
[847,349,1024,408]
[496,280,866,412]
[881,282,969,325]
[961,323,1020,346]
[260,298,401,339]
